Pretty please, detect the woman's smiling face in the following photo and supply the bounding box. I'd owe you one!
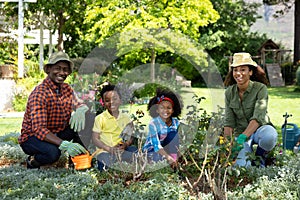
[232,65,252,86]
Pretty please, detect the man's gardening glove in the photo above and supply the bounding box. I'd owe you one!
[69,105,89,132]
[231,134,247,156]
[59,141,86,157]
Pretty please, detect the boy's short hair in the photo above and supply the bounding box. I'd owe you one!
[100,84,121,99]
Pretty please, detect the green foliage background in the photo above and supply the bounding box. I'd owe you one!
[0,0,281,86]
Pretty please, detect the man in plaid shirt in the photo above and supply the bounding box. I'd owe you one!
[18,51,91,169]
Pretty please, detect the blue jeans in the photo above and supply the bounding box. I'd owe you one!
[235,125,278,167]
[147,130,179,162]
[20,126,85,166]
[97,146,137,171]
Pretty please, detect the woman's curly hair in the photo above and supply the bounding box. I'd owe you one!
[224,65,269,87]
[147,88,183,118]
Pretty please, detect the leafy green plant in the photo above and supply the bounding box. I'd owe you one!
[228,155,300,199]
[1,91,300,199]
[12,93,28,112]
[0,37,17,66]
[12,64,45,112]
[0,132,19,144]
[0,133,26,162]
[133,83,165,99]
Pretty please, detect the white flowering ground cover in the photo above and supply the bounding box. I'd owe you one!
[0,132,299,200]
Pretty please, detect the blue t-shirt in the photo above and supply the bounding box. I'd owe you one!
[143,116,180,152]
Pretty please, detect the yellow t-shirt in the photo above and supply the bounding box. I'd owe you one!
[92,110,131,154]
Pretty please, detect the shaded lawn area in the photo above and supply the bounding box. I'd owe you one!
[1,86,300,140]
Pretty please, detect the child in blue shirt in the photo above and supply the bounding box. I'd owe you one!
[143,88,183,168]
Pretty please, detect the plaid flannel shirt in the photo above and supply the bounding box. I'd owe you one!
[143,116,180,152]
[18,77,81,144]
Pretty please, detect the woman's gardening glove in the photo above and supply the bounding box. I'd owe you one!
[59,141,86,157]
[231,134,247,155]
[69,105,89,132]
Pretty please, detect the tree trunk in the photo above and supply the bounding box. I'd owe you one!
[39,12,44,71]
[150,49,156,82]
[294,0,300,64]
[49,29,53,55]
[57,10,65,51]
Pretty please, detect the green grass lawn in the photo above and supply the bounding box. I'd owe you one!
[190,86,300,128]
[112,86,300,142]
[268,86,300,128]
[1,86,300,137]
[0,117,22,135]
[194,86,300,126]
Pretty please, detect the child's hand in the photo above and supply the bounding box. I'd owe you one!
[117,141,128,151]
[166,155,177,167]
[170,161,178,170]
[110,141,130,154]
[166,156,178,169]
[108,145,124,154]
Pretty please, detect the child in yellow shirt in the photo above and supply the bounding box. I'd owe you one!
[92,84,136,171]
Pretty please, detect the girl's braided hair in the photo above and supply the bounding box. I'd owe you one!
[147,87,183,118]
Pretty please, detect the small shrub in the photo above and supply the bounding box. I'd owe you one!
[12,67,45,112]
[228,156,300,199]
[0,90,299,199]
[133,83,163,98]
[0,143,26,161]
[0,132,19,144]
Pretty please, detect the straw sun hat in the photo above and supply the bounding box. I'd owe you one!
[230,52,257,68]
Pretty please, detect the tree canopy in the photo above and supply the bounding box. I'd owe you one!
[199,0,268,77]
[83,0,220,81]
[0,0,273,84]
[84,0,219,43]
